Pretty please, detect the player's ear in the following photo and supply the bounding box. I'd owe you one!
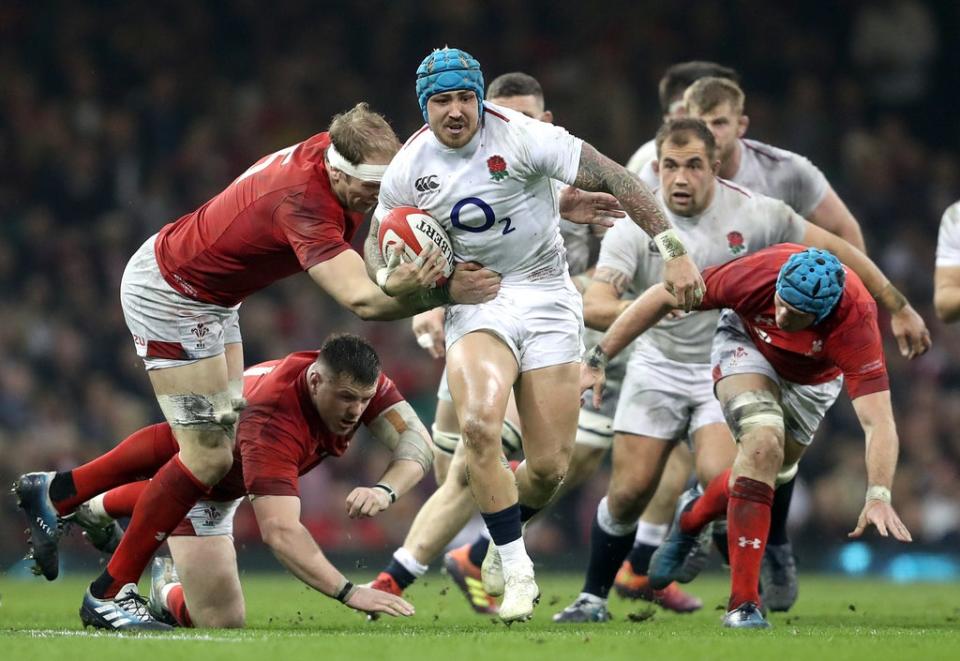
[652,159,660,175]
[737,114,749,139]
[540,110,554,124]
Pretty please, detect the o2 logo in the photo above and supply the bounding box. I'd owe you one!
[450,197,515,235]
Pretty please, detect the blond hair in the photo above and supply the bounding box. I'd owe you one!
[684,77,745,116]
[328,103,401,164]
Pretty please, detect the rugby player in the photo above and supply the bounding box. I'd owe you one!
[934,200,960,322]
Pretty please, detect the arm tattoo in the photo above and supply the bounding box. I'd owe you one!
[573,143,672,239]
[592,267,629,297]
[876,282,908,313]
[363,215,386,279]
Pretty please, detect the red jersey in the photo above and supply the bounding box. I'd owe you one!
[209,351,404,500]
[700,244,888,399]
[154,133,363,307]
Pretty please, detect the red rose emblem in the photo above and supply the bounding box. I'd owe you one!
[727,231,746,254]
[487,155,509,181]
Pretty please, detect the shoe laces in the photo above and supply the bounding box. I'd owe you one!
[115,591,155,621]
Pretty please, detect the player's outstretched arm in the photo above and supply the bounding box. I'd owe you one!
[346,402,435,518]
[848,391,913,543]
[802,222,931,359]
[806,186,866,252]
[934,265,960,322]
[251,494,415,616]
[572,143,704,310]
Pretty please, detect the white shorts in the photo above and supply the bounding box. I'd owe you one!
[574,328,632,449]
[712,310,843,446]
[172,498,243,538]
[444,275,583,373]
[120,235,242,370]
[613,340,725,441]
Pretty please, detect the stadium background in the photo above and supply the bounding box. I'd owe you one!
[0,1,957,580]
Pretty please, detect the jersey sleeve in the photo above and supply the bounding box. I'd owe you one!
[595,219,643,281]
[637,160,660,192]
[275,196,352,271]
[516,117,584,185]
[360,374,405,425]
[760,196,807,245]
[827,302,889,399]
[238,409,306,497]
[786,154,829,218]
[936,202,960,267]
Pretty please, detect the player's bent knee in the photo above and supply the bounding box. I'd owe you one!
[460,416,502,454]
[525,455,567,491]
[607,483,649,521]
[158,390,246,437]
[722,390,784,442]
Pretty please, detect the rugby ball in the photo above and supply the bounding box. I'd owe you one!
[378,206,454,287]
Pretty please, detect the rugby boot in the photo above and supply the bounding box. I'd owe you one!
[368,571,404,596]
[147,557,180,626]
[67,501,124,554]
[481,543,505,597]
[649,486,709,589]
[443,543,497,614]
[80,583,173,631]
[760,542,798,612]
[722,601,771,629]
[552,595,612,623]
[613,560,702,612]
[13,472,62,580]
[498,561,539,623]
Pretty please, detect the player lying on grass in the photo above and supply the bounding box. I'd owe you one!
[16,335,431,630]
[581,244,929,628]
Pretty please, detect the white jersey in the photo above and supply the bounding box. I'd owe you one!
[376,102,583,283]
[625,138,657,176]
[597,179,806,363]
[559,218,591,276]
[936,201,960,267]
[637,138,829,218]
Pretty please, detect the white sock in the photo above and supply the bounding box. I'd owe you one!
[160,582,180,610]
[496,537,531,573]
[86,493,111,522]
[634,521,668,547]
[393,547,428,577]
[596,497,638,537]
[479,526,491,540]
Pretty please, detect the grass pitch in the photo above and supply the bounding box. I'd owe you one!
[1,573,958,661]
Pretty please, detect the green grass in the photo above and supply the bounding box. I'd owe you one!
[1,573,958,660]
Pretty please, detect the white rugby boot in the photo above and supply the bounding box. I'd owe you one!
[481,542,505,597]
[498,559,539,624]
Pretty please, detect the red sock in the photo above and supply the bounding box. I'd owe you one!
[94,456,209,598]
[102,481,150,518]
[726,476,774,610]
[166,584,193,627]
[54,423,179,515]
[680,468,731,534]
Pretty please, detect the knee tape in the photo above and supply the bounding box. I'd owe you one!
[501,419,523,455]
[722,390,784,440]
[157,391,246,434]
[596,496,638,537]
[431,424,461,456]
[775,461,798,487]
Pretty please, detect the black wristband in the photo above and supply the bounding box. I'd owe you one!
[335,580,355,603]
[373,482,397,504]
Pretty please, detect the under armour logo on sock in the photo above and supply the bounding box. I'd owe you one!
[737,536,761,549]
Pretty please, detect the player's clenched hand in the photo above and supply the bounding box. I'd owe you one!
[890,305,932,360]
[662,255,705,312]
[448,261,501,304]
[579,362,606,410]
[848,500,913,543]
[559,185,623,228]
[412,308,446,358]
[345,487,391,518]
[381,242,448,296]
[346,586,415,617]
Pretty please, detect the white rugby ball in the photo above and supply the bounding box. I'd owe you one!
[378,206,454,287]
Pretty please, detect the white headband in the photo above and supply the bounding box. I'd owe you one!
[326,142,389,183]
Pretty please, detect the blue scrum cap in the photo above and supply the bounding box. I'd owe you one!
[776,247,846,324]
[416,47,484,122]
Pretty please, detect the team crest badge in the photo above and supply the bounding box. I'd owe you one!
[487,155,509,181]
[727,231,746,255]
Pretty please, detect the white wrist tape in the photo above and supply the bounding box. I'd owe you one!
[653,229,687,260]
[865,485,891,503]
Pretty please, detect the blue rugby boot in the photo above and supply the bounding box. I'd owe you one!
[722,601,771,629]
[13,471,63,580]
[648,486,709,589]
[80,583,173,631]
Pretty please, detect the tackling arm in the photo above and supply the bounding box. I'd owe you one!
[848,391,912,542]
[582,267,632,331]
[802,222,930,358]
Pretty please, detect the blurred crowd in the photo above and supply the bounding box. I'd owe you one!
[1,1,959,567]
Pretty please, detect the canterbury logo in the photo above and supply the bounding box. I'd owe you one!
[738,536,762,549]
[415,175,439,192]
